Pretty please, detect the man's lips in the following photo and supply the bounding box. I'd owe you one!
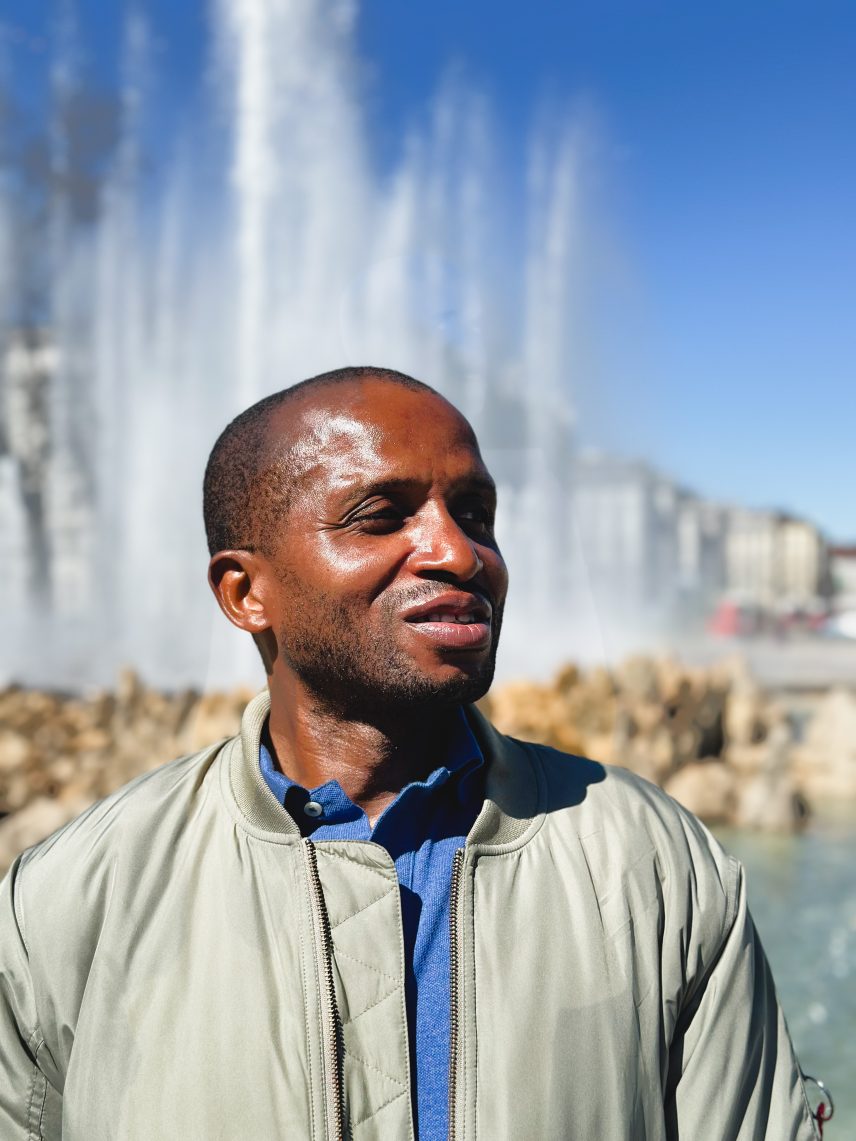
[401,592,492,651]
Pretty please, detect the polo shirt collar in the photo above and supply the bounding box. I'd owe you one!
[259,705,483,824]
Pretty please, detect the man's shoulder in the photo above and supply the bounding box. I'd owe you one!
[517,737,740,941]
[514,737,736,883]
[474,708,726,858]
[0,736,234,1028]
[514,733,681,816]
[15,736,229,893]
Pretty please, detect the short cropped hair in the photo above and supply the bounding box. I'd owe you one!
[202,365,437,556]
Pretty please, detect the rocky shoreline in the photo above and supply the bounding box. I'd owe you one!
[2,657,855,872]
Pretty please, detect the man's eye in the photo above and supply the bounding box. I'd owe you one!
[456,506,493,529]
[351,507,404,530]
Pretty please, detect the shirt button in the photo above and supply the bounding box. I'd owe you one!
[304,801,324,819]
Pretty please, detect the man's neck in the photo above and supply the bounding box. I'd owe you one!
[265,687,465,826]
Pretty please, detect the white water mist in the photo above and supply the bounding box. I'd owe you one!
[1,0,585,689]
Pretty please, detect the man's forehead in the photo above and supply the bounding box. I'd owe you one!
[264,382,485,485]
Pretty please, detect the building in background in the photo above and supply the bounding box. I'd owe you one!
[777,516,833,610]
[676,496,728,613]
[724,510,831,612]
[828,548,856,639]
[572,450,835,638]
[829,547,856,605]
[572,452,725,631]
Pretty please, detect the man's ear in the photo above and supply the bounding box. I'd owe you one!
[207,550,272,635]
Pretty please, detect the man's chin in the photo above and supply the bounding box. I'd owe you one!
[415,628,503,698]
[283,623,501,720]
[428,670,493,706]
[399,655,497,708]
[331,659,495,721]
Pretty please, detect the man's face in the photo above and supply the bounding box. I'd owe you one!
[259,381,508,718]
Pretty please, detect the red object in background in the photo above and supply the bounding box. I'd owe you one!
[708,599,742,637]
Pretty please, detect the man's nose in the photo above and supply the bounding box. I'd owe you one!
[408,504,483,581]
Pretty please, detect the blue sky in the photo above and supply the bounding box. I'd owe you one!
[6,0,856,540]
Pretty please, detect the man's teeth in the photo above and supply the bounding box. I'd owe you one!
[424,612,477,624]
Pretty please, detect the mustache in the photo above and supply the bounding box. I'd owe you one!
[388,582,495,613]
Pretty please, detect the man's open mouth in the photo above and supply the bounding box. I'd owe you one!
[411,610,484,625]
[401,593,492,649]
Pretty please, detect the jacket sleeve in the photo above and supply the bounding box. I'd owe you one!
[665,857,819,1140]
[0,857,63,1138]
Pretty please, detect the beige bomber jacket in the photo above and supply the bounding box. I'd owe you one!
[0,691,818,1139]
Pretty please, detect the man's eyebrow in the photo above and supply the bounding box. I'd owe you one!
[338,474,497,507]
[451,474,497,498]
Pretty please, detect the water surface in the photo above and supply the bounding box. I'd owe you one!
[716,821,856,1135]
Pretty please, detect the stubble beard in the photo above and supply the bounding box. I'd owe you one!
[277,593,503,723]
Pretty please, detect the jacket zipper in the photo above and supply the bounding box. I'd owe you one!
[448,848,465,1141]
[304,838,347,1141]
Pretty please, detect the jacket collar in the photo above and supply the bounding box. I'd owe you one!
[222,689,544,852]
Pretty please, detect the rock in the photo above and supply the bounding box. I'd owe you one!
[724,676,768,747]
[732,722,808,831]
[553,663,580,693]
[584,731,615,766]
[792,688,856,802]
[645,726,678,783]
[615,656,660,704]
[587,667,617,703]
[115,667,145,721]
[47,757,76,784]
[664,761,736,824]
[630,701,664,737]
[486,680,585,753]
[565,685,616,738]
[70,728,112,752]
[184,691,252,753]
[1,774,34,813]
[0,731,31,772]
[0,794,92,869]
[690,686,726,758]
[654,658,688,704]
[726,743,768,776]
[734,774,808,831]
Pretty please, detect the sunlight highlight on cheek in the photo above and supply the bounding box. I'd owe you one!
[314,529,400,576]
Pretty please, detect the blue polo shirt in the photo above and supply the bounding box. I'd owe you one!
[259,711,484,1141]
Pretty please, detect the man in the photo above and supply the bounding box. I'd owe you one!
[0,366,818,1139]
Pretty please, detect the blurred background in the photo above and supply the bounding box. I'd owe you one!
[0,0,853,1129]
